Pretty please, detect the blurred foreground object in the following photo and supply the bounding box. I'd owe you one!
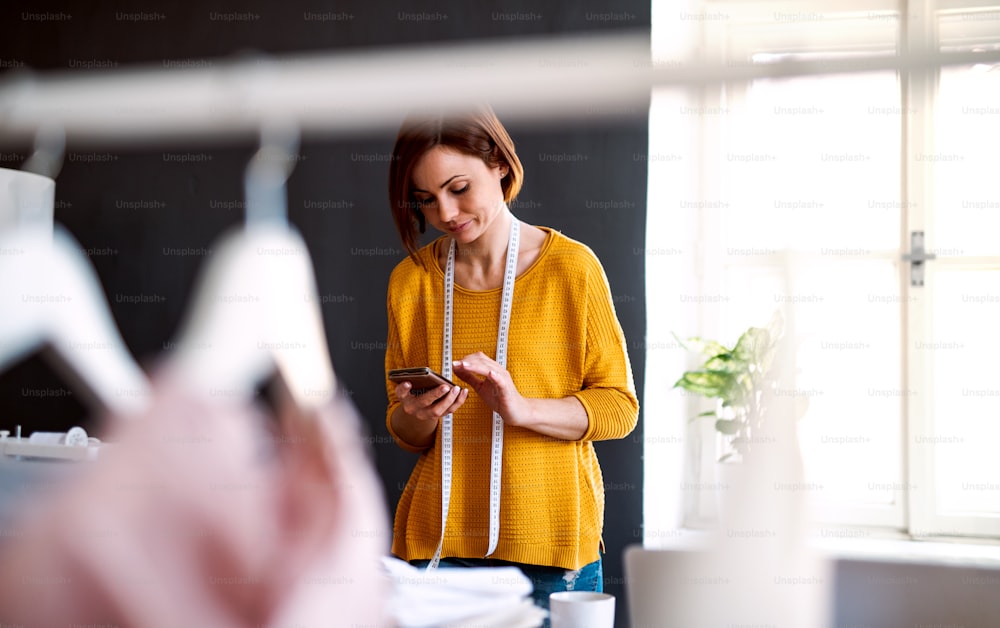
[627,322,830,627]
[0,373,389,627]
[0,167,151,415]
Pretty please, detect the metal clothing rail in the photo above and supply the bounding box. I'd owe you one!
[0,29,998,147]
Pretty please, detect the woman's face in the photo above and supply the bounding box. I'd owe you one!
[410,145,508,245]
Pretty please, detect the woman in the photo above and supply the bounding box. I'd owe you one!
[384,105,638,614]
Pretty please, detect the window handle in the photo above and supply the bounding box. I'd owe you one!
[902,230,937,287]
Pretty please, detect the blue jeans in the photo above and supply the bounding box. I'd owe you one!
[409,556,603,627]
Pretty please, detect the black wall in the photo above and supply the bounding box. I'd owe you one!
[0,2,647,625]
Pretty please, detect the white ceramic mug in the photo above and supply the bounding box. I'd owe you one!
[549,591,615,628]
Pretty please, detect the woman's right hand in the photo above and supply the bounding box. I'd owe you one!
[396,381,468,421]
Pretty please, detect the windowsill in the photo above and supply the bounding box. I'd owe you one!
[810,530,1000,568]
[645,527,1000,569]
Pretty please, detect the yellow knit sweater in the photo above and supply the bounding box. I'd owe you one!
[385,226,638,570]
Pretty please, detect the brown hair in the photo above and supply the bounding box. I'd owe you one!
[388,105,524,264]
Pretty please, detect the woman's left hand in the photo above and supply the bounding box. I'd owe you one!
[452,352,530,426]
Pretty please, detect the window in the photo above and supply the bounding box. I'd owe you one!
[645,0,1000,541]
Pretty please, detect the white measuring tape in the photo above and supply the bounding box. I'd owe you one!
[428,215,519,570]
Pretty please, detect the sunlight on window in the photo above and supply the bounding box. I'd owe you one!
[646,1,1000,540]
[642,85,700,538]
[722,71,901,253]
[932,63,1000,256]
[646,65,907,534]
[928,61,1000,518]
[721,70,904,514]
[929,270,1000,515]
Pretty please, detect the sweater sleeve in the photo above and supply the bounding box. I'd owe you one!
[384,270,433,454]
[571,252,640,442]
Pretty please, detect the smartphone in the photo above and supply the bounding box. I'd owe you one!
[388,367,455,396]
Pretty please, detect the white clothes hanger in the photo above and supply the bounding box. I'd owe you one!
[0,166,53,234]
[164,123,336,409]
[0,128,151,416]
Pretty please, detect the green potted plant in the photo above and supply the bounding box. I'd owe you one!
[673,311,785,462]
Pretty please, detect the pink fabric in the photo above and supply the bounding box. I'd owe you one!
[0,377,389,627]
